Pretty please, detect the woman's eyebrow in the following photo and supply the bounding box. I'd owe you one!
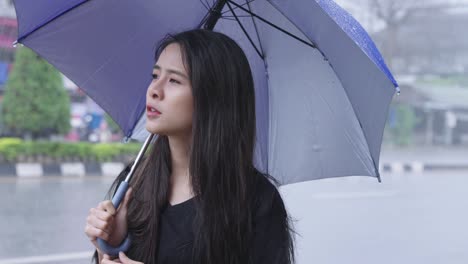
[153,65,188,80]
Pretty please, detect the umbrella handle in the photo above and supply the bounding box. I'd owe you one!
[96,181,132,256]
[96,133,155,256]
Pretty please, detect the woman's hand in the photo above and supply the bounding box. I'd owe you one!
[101,252,143,264]
[84,187,133,252]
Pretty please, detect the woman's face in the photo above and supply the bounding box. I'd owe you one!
[145,43,193,136]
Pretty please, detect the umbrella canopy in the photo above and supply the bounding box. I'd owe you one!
[13,0,398,185]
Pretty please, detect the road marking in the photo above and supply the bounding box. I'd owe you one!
[0,251,94,264]
[61,163,86,177]
[16,163,43,178]
[412,161,424,173]
[391,163,404,174]
[101,162,125,177]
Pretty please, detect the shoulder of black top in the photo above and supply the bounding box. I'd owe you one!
[253,174,282,215]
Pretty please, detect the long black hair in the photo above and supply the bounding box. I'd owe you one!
[93,29,295,264]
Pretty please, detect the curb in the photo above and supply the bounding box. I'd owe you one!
[0,161,467,178]
[379,162,468,173]
[0,162,125,178]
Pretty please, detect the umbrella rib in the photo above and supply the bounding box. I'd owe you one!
[199,0,210,11]
[221,0,256,15]
[197,0,217,28]
[222,15,252,18]
[245,0,265,62]
[226,1,264,59]
[246,0,268,175]
[204,0,214,10]
[226,0,316,49]
[15,0,89,44]
[199,0,227,30]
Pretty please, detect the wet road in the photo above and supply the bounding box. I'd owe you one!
[0,177,113,264]
[1,171,467,264]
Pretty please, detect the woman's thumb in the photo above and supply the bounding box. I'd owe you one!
[118,187,133,211]
[119,251,133,263]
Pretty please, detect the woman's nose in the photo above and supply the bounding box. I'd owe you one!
[150,84,163,99]
[151,89,158,99]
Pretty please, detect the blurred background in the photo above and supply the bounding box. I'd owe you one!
[0,0,467,263]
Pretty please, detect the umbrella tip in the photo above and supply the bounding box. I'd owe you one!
[122,136,131,143]
[12,41,23,48]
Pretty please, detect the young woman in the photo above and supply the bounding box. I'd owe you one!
[85,29,296,264]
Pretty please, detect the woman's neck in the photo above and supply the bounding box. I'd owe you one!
[168,133,191,175]
[167,133,194,203]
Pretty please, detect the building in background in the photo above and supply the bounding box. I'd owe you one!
[393,79,468,146]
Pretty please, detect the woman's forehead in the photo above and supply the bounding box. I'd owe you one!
[155,43,187,74]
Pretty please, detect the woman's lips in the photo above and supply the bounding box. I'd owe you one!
[146,106,161,117]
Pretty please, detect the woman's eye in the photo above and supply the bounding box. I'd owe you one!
[169,79,181,84]
[151,73,158,79]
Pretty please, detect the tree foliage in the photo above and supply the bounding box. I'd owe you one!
[2,46,70,139]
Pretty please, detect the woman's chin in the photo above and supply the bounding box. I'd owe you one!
[145,122,191,137]
[145,124,164,135]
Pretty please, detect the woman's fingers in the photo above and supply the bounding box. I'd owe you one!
[89,216,114,235]
[86,209,114,233]
[98,200,116,215]
[102,254,112,263]
[85,200,122,259]
[119,252,142,264]
[84,223,111,241]
[85,195,133,259]
[90,207,115,222]
[102,254,122,263]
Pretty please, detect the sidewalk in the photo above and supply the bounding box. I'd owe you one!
[0,162,124,178]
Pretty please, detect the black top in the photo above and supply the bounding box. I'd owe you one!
[156,176,290,264]
[156,196,196,263]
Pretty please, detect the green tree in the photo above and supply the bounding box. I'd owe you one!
[2,46,70,139]
[389,104,418,146]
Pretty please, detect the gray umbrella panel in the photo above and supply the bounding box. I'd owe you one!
[218,1,382,185]
[132,0,393,185]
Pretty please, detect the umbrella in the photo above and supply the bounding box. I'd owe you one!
[12,0,398,255]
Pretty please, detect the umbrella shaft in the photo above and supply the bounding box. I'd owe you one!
[124,134,155,183]
[203,0,227,30]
